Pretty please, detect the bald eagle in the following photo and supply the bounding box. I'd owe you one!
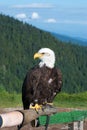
[22,48,62,110]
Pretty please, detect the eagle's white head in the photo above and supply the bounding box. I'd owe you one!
[34,48,55,68]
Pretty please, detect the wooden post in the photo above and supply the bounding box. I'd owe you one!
[68,121,83,130]
[78,121,83,130]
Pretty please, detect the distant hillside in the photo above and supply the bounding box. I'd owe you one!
[0,14,87,93]
[52,32,87,46]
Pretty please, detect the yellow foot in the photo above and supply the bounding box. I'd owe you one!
[30,103,42,112]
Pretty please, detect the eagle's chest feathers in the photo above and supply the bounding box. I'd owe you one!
[40,66,55,85]
[48,78,53,84]
[32,66,58,104]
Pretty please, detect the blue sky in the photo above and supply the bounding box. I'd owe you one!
[0,0,87,39]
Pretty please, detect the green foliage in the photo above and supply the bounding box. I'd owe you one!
[55,92,87,102]
[54,92,87,108]
[0,90,87,108]
[0,14,87,93]
[0,89,22,107]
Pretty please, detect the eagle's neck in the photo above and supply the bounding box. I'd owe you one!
[39,61,54,69]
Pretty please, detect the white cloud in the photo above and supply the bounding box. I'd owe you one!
[44,18,57,23]
[14,12,40,21]
[13,3,54,9]
[15,13,27,19]
[31,12,39,19]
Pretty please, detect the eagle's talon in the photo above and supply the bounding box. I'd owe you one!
[30,103,42,112]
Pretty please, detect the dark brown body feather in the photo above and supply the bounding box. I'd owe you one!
[22,65,62,109]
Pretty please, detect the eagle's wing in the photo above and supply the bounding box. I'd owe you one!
[55,68,62,93]
[22,66,41,109]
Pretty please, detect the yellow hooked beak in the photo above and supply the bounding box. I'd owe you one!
[34,53,43,59]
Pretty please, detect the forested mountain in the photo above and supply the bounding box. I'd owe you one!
[0,14,87,93]
[51,32,87,46]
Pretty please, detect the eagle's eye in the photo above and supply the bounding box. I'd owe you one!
[42,53,45,54]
